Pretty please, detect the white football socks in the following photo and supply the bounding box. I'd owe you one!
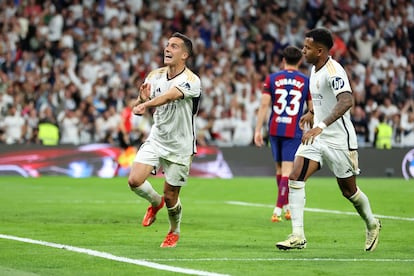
[288,180,306,238]
[167,199,182,234]
[349,187,376,229]
[131,180,162,206]
[273,206,282,217]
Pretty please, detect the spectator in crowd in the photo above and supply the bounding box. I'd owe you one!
[211,109,234,147]
[352,24,380,65]
[367,108,380,145]
[78,113,94,145]
[24,101,39,142]
[232,105,253,146]
[195,108,214,146]
[350,73,366,106]
[399,100,414,146]
[374,113,393,149]
[378,97,399,122]
[38,117,59,145]
[390,112,402,146]
[95,106,121,144]
[368,46,389,85]
[352,106,370,148]
[47,3,64,58]
[0,104,26,144]
[58,108,80,145]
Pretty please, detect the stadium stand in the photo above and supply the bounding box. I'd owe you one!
[0,0,413,148]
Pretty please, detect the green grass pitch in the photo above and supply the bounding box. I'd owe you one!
[0,176,413,276]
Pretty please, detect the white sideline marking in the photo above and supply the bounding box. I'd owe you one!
[147,258,414,262]
[226,201,414,221]
[3,235,412,266]
[0,234,228,276]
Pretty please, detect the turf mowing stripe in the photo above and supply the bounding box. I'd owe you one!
[226,201,414,222]
[0,234,229,276]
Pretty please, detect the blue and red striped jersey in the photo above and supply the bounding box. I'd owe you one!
[263,69,310,138]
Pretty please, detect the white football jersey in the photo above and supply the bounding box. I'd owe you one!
[144,66,201,164]
[310,57,358,150]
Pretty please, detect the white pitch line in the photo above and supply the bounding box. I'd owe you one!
[0,234,229,276]
[226,201,414,221]
[3,234,412,266]
[146,258,414,263]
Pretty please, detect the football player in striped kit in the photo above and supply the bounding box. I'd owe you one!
[255,45,312,223]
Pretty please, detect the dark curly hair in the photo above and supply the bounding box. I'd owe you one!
[305,28,334,50]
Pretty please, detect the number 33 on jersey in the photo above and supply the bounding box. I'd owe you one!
[263,70,311,139]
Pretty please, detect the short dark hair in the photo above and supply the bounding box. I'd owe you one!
[305,28,334,50]
[282,46,302,65]
[171,32,194,58]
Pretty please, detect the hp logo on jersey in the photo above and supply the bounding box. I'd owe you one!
[332,77,345,90]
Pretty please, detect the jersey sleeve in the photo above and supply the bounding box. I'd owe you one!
[176,71,201,99]
[262,75,271,95]
[328,65,352,97]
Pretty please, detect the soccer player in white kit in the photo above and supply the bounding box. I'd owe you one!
[276,28,381,251]
[128,32,201,248]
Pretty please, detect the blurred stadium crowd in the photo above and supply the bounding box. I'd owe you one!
[0,0,414,148]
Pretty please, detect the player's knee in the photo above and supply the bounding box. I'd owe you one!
[163,192,178,207]
[341,187,356,199]
[338,178,358,199]
[128,174,145,189]
[289,169,307,182]
[163,184,180,207]
[127,177,138,189]
[289,158,314,181]
[289,171,301,181]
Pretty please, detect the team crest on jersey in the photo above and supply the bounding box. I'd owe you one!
[180,82,191,89]
[332,77,345,90]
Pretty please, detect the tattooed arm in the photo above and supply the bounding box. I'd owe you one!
[301,91,353,145]
[321,92,353,127]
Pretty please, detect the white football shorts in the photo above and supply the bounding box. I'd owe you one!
[134,141,191,186]
[295,139,360,178]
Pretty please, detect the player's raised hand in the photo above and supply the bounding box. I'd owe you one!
[139,83,151,101]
